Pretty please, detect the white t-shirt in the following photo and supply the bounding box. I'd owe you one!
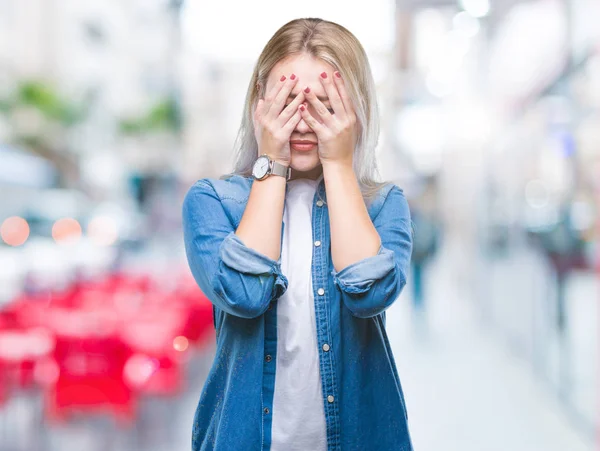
[271,176,327,451]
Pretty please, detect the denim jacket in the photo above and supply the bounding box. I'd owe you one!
[182,174,414,451]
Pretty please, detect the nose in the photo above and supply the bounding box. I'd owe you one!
[295,116,312,134]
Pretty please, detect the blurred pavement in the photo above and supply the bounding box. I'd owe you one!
[389,240,594,451]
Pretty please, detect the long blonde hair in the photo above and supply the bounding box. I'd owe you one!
[222,18,388,202]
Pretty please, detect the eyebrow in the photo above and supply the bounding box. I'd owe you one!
[288,93,329,102]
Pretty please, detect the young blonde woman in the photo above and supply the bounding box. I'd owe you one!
[183,17,414,451]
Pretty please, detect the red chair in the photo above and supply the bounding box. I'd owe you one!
[0,327,55,390]
[44,308,135,425]
[120,307,187,396]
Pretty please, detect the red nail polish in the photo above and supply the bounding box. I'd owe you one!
[280,75,286,82]
[304,86,310,93]
[300,105,305,111]
[334,71,341,79]
[290,74,296,80]
[320,72,327,79]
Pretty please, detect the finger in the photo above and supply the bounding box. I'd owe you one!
[266,74,298,118]
[277,90,305,125]
[332,71,354,118]
[302,86,334,126]
[253,98,265,129]
[262,74,288,117]
[318,71,345,116]
[298,103,326,134]
[254,98,266,116]
[282,108,302,134]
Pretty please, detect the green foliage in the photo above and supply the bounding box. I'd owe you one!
[0,80,84,125]
[119,97,181,135]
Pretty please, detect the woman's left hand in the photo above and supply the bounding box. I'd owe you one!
[299,71,358,166]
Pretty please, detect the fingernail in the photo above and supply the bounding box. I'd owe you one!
[280,75,286,82]
[300,105,305,111]
[320,72,327,79]
[304,86,310,93]
[334,71,341,79]
[290,74,296,80]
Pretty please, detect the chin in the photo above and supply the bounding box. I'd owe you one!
[290,150,321,173]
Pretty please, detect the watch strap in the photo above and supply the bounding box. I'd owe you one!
[270,159,291,180]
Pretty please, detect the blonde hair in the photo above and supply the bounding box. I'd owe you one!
[222,17,388,202]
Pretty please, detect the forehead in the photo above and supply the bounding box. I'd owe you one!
[267,53,335,96]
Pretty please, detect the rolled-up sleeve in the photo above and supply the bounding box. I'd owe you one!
[182,180,288,319]
[332,186,412,318]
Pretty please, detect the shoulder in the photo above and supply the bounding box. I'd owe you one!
[184,175,253,205]
[369,183,409,220]
[182,175,252,227]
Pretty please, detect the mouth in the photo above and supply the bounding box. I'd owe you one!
[290,140,318,152]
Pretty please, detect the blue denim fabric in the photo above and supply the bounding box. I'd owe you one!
[182,175,414,451]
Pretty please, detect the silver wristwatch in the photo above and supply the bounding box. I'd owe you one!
[252,154,291,181]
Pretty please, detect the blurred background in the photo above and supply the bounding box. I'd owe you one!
[0,0,598,450]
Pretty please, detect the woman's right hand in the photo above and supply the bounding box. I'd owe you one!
[253,73,305,165]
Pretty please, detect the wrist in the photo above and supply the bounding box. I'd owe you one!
[258,149,290,166]
[321,159,355,185]
[262,154,290,167]
[321,158,353,173]
[273,157,291,167]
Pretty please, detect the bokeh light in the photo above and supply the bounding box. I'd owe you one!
[124,354,159,387]
[525,179,551,209]
[87,216,119,246]
[459,0,490,18]
[0,216,30,246]
[52,218,82,244]
[173,336,189,352]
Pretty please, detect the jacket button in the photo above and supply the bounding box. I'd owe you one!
[264,407,270,414]
[267,302,274,311]
[316,200,324,207]
[327,395,334,403]
[314,240,321,247]
[265,355,272,362]
[317,288,325,296]
[322,343,330,352]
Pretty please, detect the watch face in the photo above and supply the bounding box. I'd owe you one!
[252,156,270,179]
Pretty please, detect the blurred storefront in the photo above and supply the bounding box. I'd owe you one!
[392,0,599,440]
[473,0,599,436]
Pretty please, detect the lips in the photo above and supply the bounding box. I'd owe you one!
[290,140,317,145]
[290,140,317,152]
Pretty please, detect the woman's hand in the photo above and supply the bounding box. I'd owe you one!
[298,71,357,167]
[253,74,305,165]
